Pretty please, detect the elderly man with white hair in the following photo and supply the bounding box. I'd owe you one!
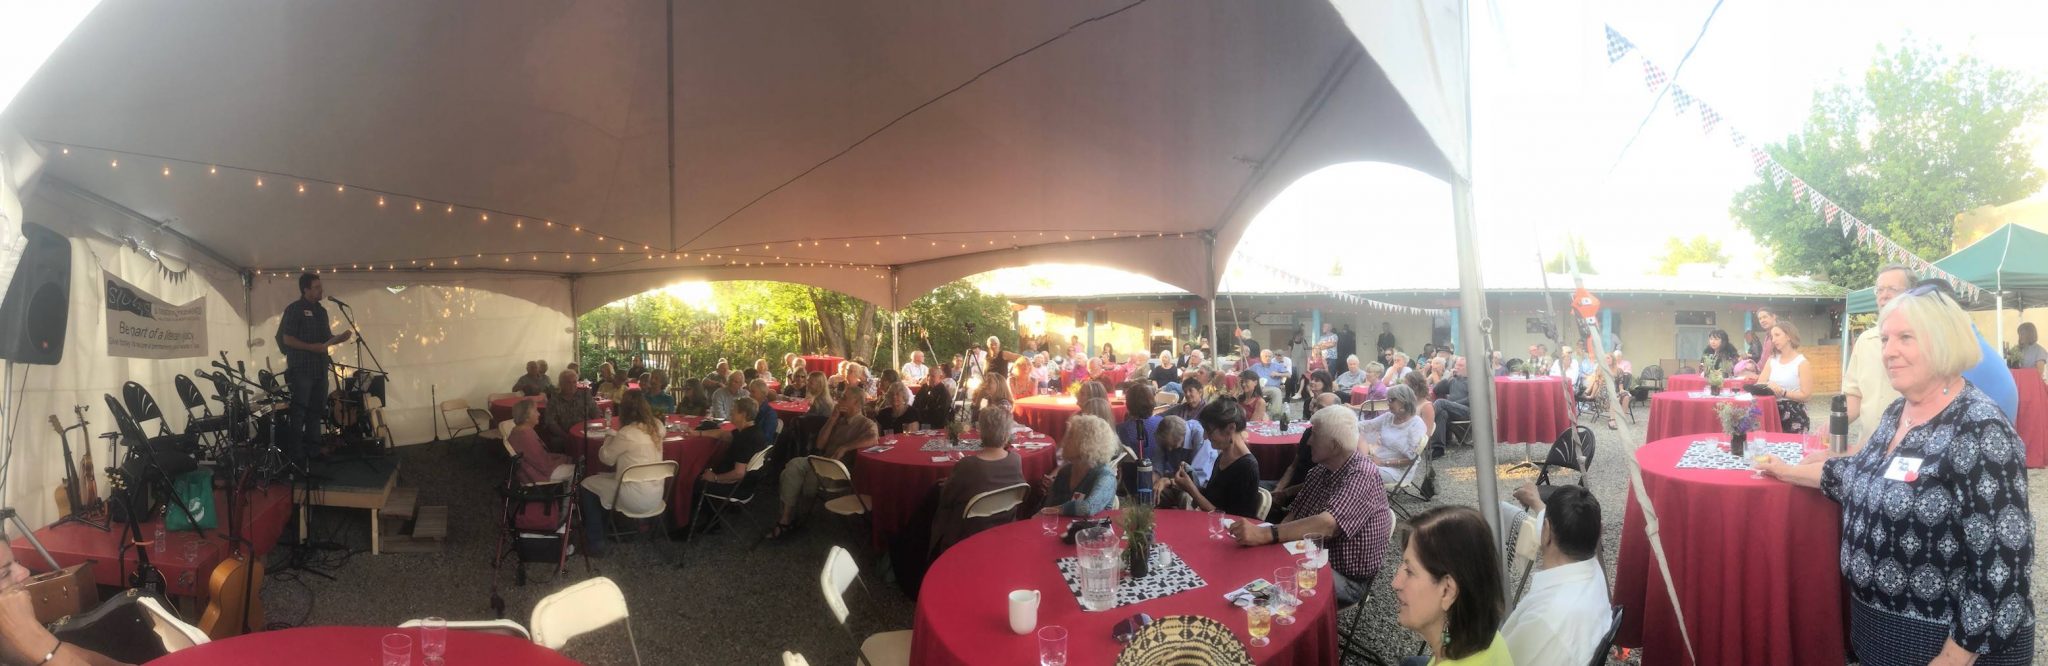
[1229,404,1393,605]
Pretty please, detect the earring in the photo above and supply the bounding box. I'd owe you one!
[1942,384,1951,395]
[1440,627,1452,652]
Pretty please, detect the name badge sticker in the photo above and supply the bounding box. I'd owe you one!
[1883,456,1923,483]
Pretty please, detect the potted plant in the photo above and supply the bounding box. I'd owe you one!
[1704,366,1725,395]
[1121,504,1156,578]
[1715,401,1762,456]
[2004,343,2025,370]
[945,405,969,444]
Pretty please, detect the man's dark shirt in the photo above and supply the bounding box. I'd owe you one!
[1437,375,1470,404]
[275,297,331,370]
[1149,365,1179,386]
[1376,331,1397,356]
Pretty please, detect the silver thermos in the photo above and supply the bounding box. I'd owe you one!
[1828,394,1849,454]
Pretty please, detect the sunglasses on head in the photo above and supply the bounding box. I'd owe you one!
[1905,283,1943,298]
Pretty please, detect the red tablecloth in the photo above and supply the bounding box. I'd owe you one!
[911,509,1338,665]
[1097,366,1129,388]
[1664,374,1750,393]
[489,394,614,425]
[13,486,293,602]
[1245,421,1307,481]
[854,429,1061,548]
[2010,369,2048,468]
[149,625,577,665]
[802,355,844,375]
[1492,376,1573,444]
[770,399,811,423]
[1012,395,1128,443]
[569,415,733,528]
[1644,391,1782,441]
[1614,434,1845,666]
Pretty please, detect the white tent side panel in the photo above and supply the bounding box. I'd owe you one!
[4,236,251,531]
[249,272,574,448]
[1326,0,1469,179]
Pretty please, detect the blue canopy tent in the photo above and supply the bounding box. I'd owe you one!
[1843,223,2048,350]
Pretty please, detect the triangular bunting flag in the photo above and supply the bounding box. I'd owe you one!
[1643,60,1667,91]
[1810,194,1826,215]
[1673,87,1693,114]
[1839,214,1853,237]
[1750,148,1768,172]
[1605,25,1634,64]
[1731,129,1747,148]
[1792,179,1807,202]
[1701,106,1721,133]
[1825,203,1840,224]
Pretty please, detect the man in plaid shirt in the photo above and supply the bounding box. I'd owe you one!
[1228,404,1392,605]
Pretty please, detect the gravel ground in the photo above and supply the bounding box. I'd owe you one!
[271,394,2044,665]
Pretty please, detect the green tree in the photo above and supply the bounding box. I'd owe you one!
[880,280,1015,367]
[1652,235,1730,275]
[1542,237,1596,274]
[1732,41,2046,284]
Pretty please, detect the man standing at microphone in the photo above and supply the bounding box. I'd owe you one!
[276,273,352,469]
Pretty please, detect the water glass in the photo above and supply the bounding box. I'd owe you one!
[1040,510,1060,537]
[381,632,412,666]
[1295,559,1320,597]
[419,617,447,660]
[1302,532,1328,570]
[1037,625,1069,666]
[1244,602,1272,648]
[1272,568,1300,626]
[182,540,201,565]
[1208,509,1227,540]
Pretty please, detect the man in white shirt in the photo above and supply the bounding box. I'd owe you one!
[1842,265,1911,444]
[900,351,930,387]
[1500,484,1612,666]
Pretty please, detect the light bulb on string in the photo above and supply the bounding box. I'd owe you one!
[336,185,344,193]
[377,196,386,207]
[161,166,170,177]
[208,166,217,175]
[110,159,118,168]
[296,183,306,194]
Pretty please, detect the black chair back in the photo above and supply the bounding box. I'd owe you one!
[1587,606,1624,666]
[174,375,208,412]
[258,369,278,393]
[122,382,170,434]
[102,394,150,450]
[1537,425,1597,487]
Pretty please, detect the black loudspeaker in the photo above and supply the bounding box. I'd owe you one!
[0,222,70,364]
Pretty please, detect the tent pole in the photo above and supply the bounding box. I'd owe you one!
[1450,177,1504,584]
[1997,292,2004,351]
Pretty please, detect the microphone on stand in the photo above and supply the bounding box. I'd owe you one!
[328,296,351,308]
[1828,394,1849,455]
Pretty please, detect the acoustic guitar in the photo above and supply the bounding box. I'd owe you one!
[196,466,264,639]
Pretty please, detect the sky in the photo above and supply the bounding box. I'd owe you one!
[1239,0,2048,283]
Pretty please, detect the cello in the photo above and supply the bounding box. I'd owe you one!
[197,459,264,638]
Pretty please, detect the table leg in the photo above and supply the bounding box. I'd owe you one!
[370,510,380,555]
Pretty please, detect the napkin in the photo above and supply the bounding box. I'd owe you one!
[930,456,951,462]
[1283,539,1311,555]
[863,446,893,454]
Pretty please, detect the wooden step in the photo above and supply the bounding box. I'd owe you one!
[376,534,444,554]
[379,486,419,522]
[411,505,448,540]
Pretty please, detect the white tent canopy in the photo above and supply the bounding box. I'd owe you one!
[5,0,1463,313]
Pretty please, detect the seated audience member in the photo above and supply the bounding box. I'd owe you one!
[1009,359,1038,399]
[914,364,955,426]
[1334,355,1371,393]
[710,358,732,384]
[1427,357,1470,455]
[0,545,124,665]
[1363,385,1428,483]
[1147,416,1212,508]
[742,368,760,385]
[1079,398,1118,438]
[801,372,833,415]
[693,396,769,532]
[1229,405,1393,606]
[577,392,664,557]
[1163,377,1208,421]
[753,358,776,385]
[1403,371,1438,441]
[900,350,931,386]
[594,361,622,400]
[1171,398,1262,519]
[677,378,710,417]
[784,353,807,384]
[1423,356,1446,388]
[2019,322,2048,371]
[930,408,1029,552]
[1303,370,1335,408]
[644,369,677,414]
[1526,344,1559,377]
[972,372,1017,422]
[1234,370,1267,420]
[746,378,780,442]
[509,399,572,484]
[1148,354,1182,394]
[873,379,919,434]
[625,363,646,383]
[1038,414,1120,516]
[710,373,745,420]
[1246,349,1288,419]
[514,360,550,396]
[1114,384,1163,459]
[541,370,599,450]
[1498,485,1610,666]
[767,386,878,539]
[1391,506,1514,665]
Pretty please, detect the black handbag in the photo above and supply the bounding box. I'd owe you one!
[49,589,191,664]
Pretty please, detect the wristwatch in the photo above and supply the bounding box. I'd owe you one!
[1267,525,1280,544]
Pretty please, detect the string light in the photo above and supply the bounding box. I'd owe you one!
[377,196,386,207]
[60,148,68,155]
[109,159,118,168]
[296,183,306,194]
[208,166,217,175]
[514,220,522,229]
[336,185,345,193]
[415,202,422,211]
[445,205,453,213]
[161,166,170,177]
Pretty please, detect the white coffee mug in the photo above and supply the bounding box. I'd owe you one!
[1007,589,1040,635]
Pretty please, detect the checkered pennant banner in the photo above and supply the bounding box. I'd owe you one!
[1604,25,1635,63]
[1700,106,1721,133]
[1643,60,1668,91]
[1672,87,1693,114]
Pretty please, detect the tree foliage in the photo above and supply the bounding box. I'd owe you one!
[1542,237,1596,274]
[1653,235,1730,275]
[1732,41,2046,284]
[882,280,1016,367]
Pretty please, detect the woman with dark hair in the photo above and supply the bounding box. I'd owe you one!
[1114,383,1162,459]
[1234,369,1265,418]
[1393,506,1514,664]
[1169,397,1261,518]
[1702,329,1739,374]
[1304,369,1335,404]
[914,363,955,427]
[1736,330,1765,380]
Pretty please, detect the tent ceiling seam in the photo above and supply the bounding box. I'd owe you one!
[40,175,243,273]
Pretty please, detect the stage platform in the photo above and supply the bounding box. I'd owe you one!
[294,455,402,554]
[9,485,293,604]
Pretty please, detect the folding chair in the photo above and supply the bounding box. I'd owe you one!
[440,398,488,441]
[807,456,873,545]
[1587,606,1625,666]
[1536,425,1597,491]
[490,438,582,602]
[124,382,194,446]
[1337,505,1399,665]
[1630,366,1665,422]
[1383,450,1434,520]
[138,594,210,652]
[174,375,230,452]
[600,461,681,544]
[693,445,773,539]
[530,577,642,665]
[819,546,912,666]
[962,483,1030,521]
[399,618,530,640]
[1253,487,1273,522]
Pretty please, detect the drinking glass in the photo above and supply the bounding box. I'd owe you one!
[1037,625,1070,666]
[1750,453,1772,480]
[1040,510,1060,537]
[1302,532,1327,570]
[420,617,447,661]
[181,540,201,566]
[1244,602,1272,648]
[1271,567,1299,626]
[1295,558,1319,597]
[381,632,412,666]
[1208,509,1227,540]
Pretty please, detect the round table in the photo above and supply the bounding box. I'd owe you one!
[854,429,1061,548]
[801,354,844,375]
[1244,421,1307,481]
[1613,434,1844,666]
[2007,368,2048,468]
[769,399,811,423]
[1492,376,1573,444]
[1012,395,1127,443]
[912,509,1338,665]
[488,394,614,425]
[150,625,577,665]
[1664,374,1750,393]
[569,414,734,529]
[1097,366,1129,388]
[1644,390,1782,441]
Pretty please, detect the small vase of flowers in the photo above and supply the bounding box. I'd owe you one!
[1716,400,1762,457]
[1121,503,1156,578]
[1704,366,1725,396]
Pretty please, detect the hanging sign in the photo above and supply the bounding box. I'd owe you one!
[104,270,207,359]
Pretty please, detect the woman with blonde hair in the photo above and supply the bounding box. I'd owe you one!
[1759,283,2034,664]
[577,390,664,557]
[972,371,1016,419]
[1038,414,1120,516]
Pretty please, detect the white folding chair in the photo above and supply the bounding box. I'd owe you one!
[602,461,679,543]
[399,618,531,640]
[1384,449,1434,520]
[498,420,519,457]
[962,483,1030,520]
[530,577,640,664]
[693,445,773,538]
[782,652,811,666]
[138,595,209,652]
[1254,486,1273,521]
[807,456,873,544]
[441,398,485,440]
[819,546,912,666]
